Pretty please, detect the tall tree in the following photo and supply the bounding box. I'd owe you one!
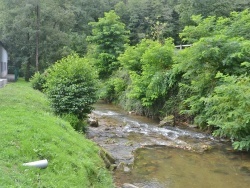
[87,10,129,79]
[0,0,75,79]
[175,0,235,31]
[114,0,179,44]
[0,0,39,80]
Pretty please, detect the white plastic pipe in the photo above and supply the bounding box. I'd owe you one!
[23,159,48,169]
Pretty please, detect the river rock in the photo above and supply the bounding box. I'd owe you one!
[187,124,198,128]
[124,166,131,173]
[122,183,139,188]
[88,116,99,127]
[99,148,116,169]
[159,115,174,127]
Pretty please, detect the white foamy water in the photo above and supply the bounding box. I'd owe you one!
[92,108,214,142]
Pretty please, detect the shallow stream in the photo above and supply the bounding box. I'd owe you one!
[87,102,250,188]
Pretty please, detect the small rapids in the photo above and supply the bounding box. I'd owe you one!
[91,109,215,152]
[87,102,250,188]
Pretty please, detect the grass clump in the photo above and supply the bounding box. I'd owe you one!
[0,80,114,187]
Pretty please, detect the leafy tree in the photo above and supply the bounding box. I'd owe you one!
[98,39,153,105]
[87,10,129,79]
[0,0,75,79]
[45,54,98,127]
[175,0,234,29]
[0,0,39,80]
[114,1,130,24]
[173,35,250,126]
[179,15,219,43]
[70,0,115,34]
[118,39,154,73]
[169,9,250,150]
[232,0,250,12]
[203,73,250,151]
[116,0,178,44]
[30,72,47,92]
[225,9,250,40]
[98,70,128,103]
[117,39,175,116]
[0,0,122,80]
[180,9,250,44]
[177,11,250,123]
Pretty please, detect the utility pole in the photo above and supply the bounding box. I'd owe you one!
[36,2,40,72]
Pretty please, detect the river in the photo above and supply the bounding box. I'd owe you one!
[87,102,250,188]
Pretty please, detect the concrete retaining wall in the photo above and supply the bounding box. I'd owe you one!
[0,79,7,88]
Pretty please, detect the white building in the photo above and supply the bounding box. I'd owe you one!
[0,41,8,88]
[0,41,8,78]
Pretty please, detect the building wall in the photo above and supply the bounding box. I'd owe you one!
[0,45,8,78]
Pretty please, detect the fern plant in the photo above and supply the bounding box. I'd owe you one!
[203,73,250,151]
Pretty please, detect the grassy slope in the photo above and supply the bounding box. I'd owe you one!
[0,80,114,187]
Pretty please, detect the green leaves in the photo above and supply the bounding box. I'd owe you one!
[180,9,250,43]
[122,39,174,111]
[175,33,250,127]
[173,10,250,150]
[202,74,250,150]
[87,10,129,78]
[45,54,98,127]
[233,136,250,151]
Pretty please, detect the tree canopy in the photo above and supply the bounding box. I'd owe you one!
[87,10,129,78]
[1,0,250,150]
[1,0,246,79]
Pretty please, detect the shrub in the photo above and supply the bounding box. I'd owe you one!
[30,72,47,92]
[124,39,174,115]
[61,113,87,132]
[203,73,250,151]
[45,54,98,124]
[98,70,128,103]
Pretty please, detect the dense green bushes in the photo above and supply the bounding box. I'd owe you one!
[31,9,250,151]
[31,54,98,131]
[100,10,250,151]
[99,39,174,117]
[203,73,250,151]
[45,54,98,121]
[87,10,129,79]
[30,72,47,92]
[169,11,250,150]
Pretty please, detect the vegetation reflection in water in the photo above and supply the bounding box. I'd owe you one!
[116,146,250,188]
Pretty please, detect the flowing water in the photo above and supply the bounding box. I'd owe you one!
[88,102,250,188]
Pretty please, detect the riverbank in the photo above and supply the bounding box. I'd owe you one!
[0,80,114,187]
[88,102,250,188]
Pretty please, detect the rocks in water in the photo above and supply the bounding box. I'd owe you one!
[122,183,139,188]
[88,114,99,127]
[99,148,116,170]
[189,143,212,153]
[128,111,136,115]
[201,144,212,151]
[124,166,131,173]
[116,162,131,173]
[187,124,198,128]
[159,115,174,127]
[240,166,250,175]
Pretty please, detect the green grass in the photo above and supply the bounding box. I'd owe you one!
[0,79,114,187]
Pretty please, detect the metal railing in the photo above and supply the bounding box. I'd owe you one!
[175,44,192,50]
